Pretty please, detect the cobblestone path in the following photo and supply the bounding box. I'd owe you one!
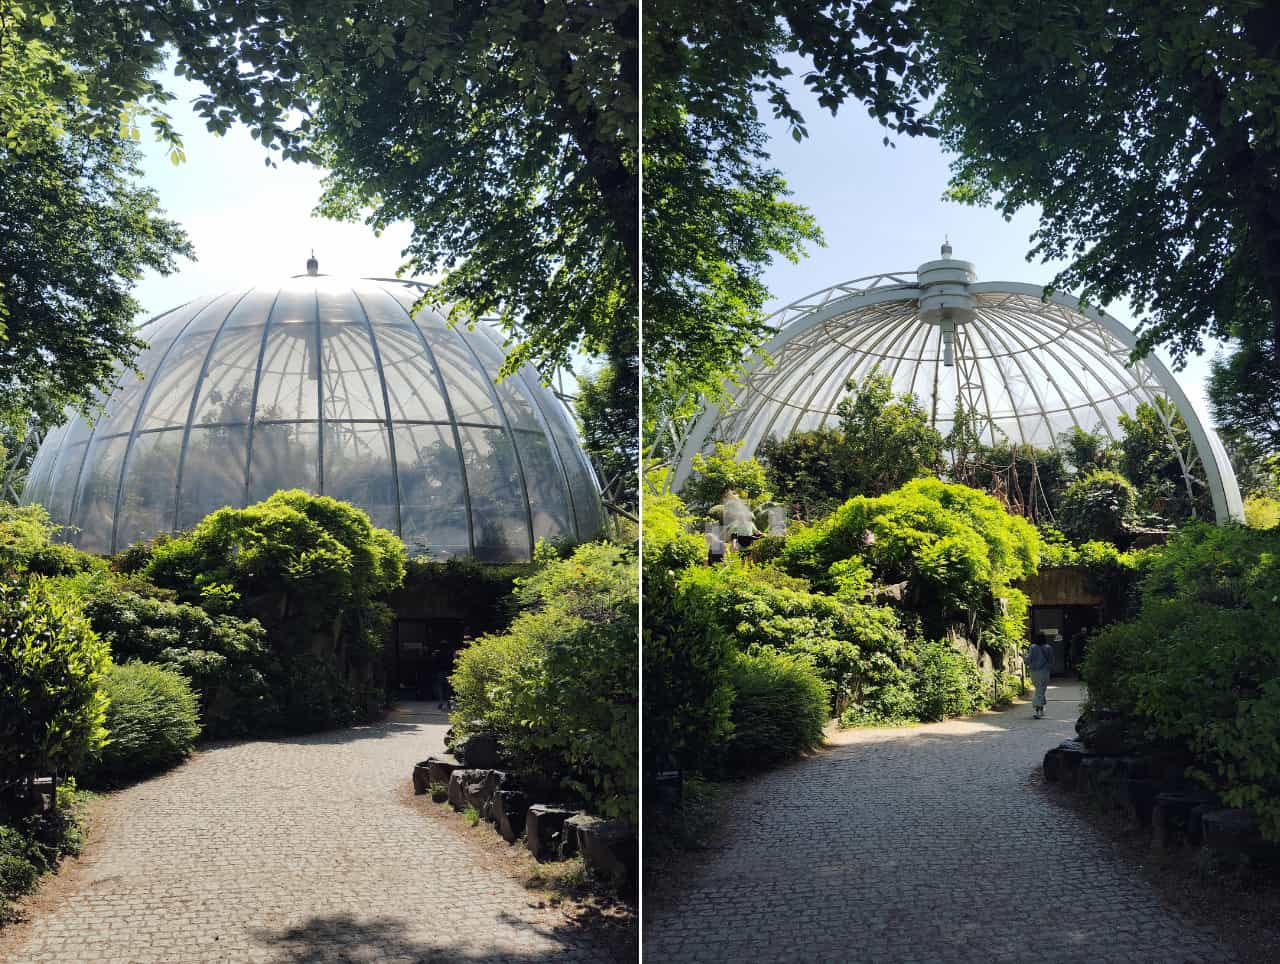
[3,704,610,963]
[646,680,1234,964]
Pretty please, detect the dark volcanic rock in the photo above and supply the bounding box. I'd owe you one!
[566,814,636,887]
[448,769,491,811]
[525,804,578,861]
[457,732,501,769]
[492,790,529,843]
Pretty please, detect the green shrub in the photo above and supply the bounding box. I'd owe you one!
[780,478,1038,650]
[746,534,787,564]
[451,543,638,823]
[1057,470,1137,543]
[911,640,986,722]
[0,849,38,899]
[643,566,736,776]
[1,780,92,921]
[642,488,705,573]
[0,580,108,779]
[677,562,909,717]
[724,649,828,770]
[839,662,918,725]
[53,569,273,738]
[1244,493,1280,529]
[994,670,1028,706]
[0,504,102,580]
[145,490,406,731]
[90,662,200,783]
[1084,524,1280,839]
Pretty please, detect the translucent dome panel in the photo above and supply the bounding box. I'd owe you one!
[723,290,1170,455]
[23,276,605,559]
[673,260,1243,522]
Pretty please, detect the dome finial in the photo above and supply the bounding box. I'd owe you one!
[306,250,319,276]
[941,237,953,258]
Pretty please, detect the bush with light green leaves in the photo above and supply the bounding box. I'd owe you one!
[145,490,407,730]
[89,662,200,783]
[676,562,909,720]
[451,542,638,823]
[1084,523,1280,839]
[0,580,108,781]
[781,478,1039,653]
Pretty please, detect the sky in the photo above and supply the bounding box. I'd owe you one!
[131,68,414,319]
[753,80,1224,421]
[132,63,1223,418]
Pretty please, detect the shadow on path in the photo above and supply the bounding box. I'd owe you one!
[645,682,1236,964]
[254,911,606,963]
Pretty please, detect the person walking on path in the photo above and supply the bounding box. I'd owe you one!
[1026,637,1055,718]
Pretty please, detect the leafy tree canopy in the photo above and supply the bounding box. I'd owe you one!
[575,359,638,513]
[37,0,639,387]
[921,0,1280,443]
[681,441,770,514]
[1116,397,1212,522]
[642,0,933,429]
[830,370,943,497]
[0,3,191,431]
[1210,339,1280,456]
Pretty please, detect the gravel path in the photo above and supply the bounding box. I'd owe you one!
[644,680,1235,963]
[2,703,609,963]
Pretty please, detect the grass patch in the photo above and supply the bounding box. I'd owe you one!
[522,856,588,903]
[462,805,481,827]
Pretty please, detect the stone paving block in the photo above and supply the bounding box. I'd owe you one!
[4,703,610,963]
[644,680,1233,964]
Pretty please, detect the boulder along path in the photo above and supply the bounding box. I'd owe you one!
[645,680,1234,964]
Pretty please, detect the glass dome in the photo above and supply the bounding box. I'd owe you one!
[22,274,605,559]
[671,250,1242,521]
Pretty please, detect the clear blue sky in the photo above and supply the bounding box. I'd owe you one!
[754,80,1223,419]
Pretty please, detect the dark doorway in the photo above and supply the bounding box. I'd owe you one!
[390,618,466,700]
[1029,604,1101,675]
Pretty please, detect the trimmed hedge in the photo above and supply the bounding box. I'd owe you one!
[90,662,200,783]
[724,649,828,770]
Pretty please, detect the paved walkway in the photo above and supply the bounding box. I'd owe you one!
[645,680,1234,963]
[3,704,609,963]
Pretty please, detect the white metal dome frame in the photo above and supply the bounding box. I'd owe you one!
[668,256,1244,523]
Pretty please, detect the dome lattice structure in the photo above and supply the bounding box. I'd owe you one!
[22,275,605,559]
[669,251,1243,522]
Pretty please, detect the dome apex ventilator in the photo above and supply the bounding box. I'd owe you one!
[22,275,605,559]
[668,253,1243,522]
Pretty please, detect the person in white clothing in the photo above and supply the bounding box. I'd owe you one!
[1026,638,1055,719]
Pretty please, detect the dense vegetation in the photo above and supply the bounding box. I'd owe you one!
[1084,523,1280,840]
[643,474,1037,788]
[450,542,639,823]
[143,490,407,730]
[88,662,200,784]
[5,488,639,913]
[754,377,1215,535]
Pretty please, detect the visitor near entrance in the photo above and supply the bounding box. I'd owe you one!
[1026,638,1055,719]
